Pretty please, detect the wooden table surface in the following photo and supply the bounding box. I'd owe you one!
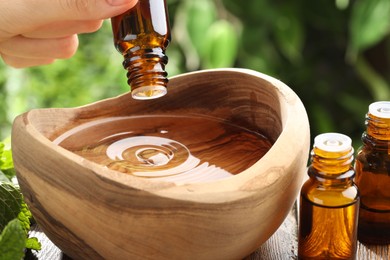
[27,203,389,260]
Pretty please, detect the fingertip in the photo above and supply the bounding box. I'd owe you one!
[107,0,138,7]
[83,20,104,34]
[57,35,79,59]
[102,0,138,19]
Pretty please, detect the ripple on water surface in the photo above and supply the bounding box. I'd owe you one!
[54,115,273,184]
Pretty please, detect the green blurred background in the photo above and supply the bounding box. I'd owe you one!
[0,0,389,148]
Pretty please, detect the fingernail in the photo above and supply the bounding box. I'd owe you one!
[108,0,134,6]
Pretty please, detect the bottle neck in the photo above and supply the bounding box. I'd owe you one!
[365,112,390,141]
[123,46,169,100]
[311,146,354,176]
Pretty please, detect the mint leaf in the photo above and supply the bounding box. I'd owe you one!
[0,138,41,254]
[0,138,15,180]
[0,149,14,171]
[0,170,11,184]
[26,237,42,251]
[18,202,33,235]
[0,218,26,260]
[0,182,23,232]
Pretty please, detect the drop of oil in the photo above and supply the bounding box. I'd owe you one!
[54,115,273,184]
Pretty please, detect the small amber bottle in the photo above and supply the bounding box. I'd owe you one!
[355,101,390,244]
[111,0,171,100]
[298,133,359,260]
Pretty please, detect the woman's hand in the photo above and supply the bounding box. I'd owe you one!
[0,0,138,68]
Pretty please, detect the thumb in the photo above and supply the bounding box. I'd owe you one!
[0,0,138,37]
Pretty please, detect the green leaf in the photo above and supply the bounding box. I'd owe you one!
[0,183,23,232]
[18,202,33,235]
[349,0,390,54]
[0,138,15,180]
[0,179,36,237]
[0,171,11,183]
[0,219,25,260]
[0,149,13,171]
[202,20,239,68]
[0,142,4,168]
[26,237,42,251]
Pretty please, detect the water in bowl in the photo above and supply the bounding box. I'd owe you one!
[54,115,272,184]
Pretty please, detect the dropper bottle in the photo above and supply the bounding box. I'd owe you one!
[111,0,171,100]
[355,101,390,244]
[298,133,359,260]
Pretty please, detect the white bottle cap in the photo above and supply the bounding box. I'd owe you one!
[369,101,390,118]
[314,133,352,152]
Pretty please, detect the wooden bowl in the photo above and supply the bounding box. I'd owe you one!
[12,68,310,259]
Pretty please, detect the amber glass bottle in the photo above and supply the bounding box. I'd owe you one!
[111,0,171,100]
[355,101,390,244]
[298,133,359,260]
